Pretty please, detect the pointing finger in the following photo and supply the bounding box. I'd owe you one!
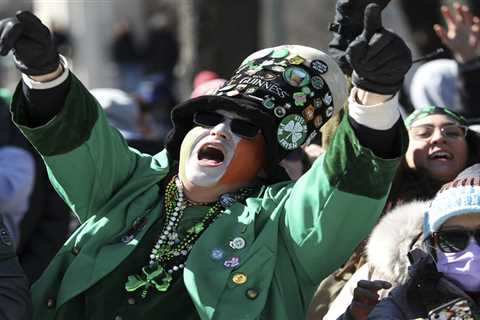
[363,3,383,41]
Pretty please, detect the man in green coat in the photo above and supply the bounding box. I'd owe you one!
[0,4,411,319]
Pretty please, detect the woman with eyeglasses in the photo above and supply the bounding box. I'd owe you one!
[386,106,480,211]
[368,164,480,319]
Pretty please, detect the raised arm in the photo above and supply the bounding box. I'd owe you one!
[282,3,411,283]
[0,12,147,222]
[433,3,480,122]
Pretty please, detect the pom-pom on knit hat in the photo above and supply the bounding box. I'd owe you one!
[423,164,480,239]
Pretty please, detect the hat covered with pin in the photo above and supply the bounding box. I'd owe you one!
[166,44,348,180]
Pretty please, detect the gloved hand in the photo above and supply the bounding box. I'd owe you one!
[346,279,392,320]
[0,11,59,76]
[328,0,391,75]
[346,4,412,95]
[0,214,15,261]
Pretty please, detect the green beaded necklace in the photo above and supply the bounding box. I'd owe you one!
[125,175,253,298]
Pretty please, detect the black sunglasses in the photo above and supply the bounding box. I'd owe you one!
[193,111,260,139]
[433,229,480,253]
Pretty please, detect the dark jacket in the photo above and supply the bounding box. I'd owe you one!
[369,250,480,319]
[0,215,32,320]
[0,93,71,283]
[458,58,480,124]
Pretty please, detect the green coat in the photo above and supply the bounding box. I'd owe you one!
[11,75,403,320]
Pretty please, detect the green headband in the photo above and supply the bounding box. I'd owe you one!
[404,106,467,128]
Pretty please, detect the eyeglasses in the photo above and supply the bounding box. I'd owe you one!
[193,111,260,139]
[433,229,480,253]
[410,124,468,141]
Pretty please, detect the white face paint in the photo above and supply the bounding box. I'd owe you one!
[182,110,246,187]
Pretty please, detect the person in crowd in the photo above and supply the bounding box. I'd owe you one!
[90,87,163,154]
[190,70,227,99]
[409,58,459,112]
[409,2,480,124]
[368,164,480,319]
[308,4,480,318]
[0,3,411,319]
[0,212,32,320]
[110,19,143,93]
[318,106,480,320]
[142,10,179,112]
[308,105,480,319]
[0,92,35,245]
[50,20,73,59]
[323,200,428,320]
[0,90,71,284]
[386,106,480,211]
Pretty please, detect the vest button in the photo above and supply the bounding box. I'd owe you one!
[127,297,136,305]
[246,288,259,300]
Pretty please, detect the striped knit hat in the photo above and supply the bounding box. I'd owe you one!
[423,164,480,239]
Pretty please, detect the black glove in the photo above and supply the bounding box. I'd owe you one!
[345,4,412,95]
[328,0,391,75]
[0,11,59,76]
[0,215,15,261]
[346,279,392,320]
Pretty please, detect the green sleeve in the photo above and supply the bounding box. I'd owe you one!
[281,115,405,283]
[10,75,141,222]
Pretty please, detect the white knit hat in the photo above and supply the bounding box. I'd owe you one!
[423,164,480,239]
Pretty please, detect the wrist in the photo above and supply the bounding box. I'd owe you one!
[355,88,392,106]
[28,63,63,82]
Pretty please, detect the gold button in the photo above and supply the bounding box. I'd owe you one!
[232,273,248,285]
[246,288,259,299]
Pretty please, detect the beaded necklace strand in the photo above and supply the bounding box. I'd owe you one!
[125,175,253,298]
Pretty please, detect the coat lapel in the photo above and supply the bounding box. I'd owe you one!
[184,199,261,319]
[55,201,162,307]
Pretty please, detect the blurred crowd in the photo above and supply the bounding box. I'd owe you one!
[2,1,480,319]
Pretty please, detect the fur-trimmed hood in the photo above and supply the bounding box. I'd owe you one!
[366,200,429,286]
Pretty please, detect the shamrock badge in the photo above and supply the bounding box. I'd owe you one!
[277,114,308,150]
[125,263,173,298]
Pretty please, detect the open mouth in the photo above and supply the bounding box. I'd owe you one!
[428,151,453,161]
[197,144,225,166]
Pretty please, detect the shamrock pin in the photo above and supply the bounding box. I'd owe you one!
[125,264,173,298]
[277,114,308,150]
